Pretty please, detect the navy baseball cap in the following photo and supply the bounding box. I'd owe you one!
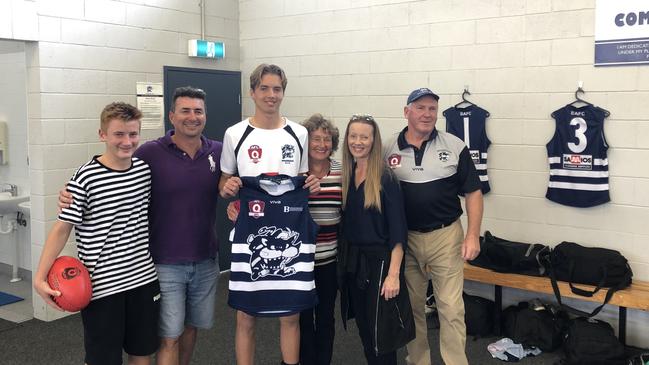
[407,88,439,104]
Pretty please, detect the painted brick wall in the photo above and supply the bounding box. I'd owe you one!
[5,0,239,321]
[239,0,649,347]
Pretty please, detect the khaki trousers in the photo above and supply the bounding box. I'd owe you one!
[404,220,468,365]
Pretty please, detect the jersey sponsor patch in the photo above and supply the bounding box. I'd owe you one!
[248,200,265,218]
[469,150,480,164]
[562,154,593,170]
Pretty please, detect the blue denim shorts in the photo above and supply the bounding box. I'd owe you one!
[156,258,219,338]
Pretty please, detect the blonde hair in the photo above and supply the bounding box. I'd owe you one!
[249,63,287,91]
[342,114,384,212]
[100,102,142,132]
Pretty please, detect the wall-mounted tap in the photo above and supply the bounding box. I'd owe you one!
[1,183,18,197]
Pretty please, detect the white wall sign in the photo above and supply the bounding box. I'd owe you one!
[136,82,164,130]
[595,0,649,66]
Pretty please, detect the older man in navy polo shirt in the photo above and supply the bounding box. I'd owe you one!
[383,88,484,365]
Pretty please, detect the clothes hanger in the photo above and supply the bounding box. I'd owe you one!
[553,83,610,118]
[446,87,490,118]
[454,88,474,108]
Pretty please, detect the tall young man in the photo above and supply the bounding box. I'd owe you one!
[219,64,319,365]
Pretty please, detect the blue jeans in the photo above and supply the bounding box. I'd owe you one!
[156,258,219,338]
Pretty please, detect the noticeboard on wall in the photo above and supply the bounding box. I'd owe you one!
[136,82,164,130]
[595,0,649,66]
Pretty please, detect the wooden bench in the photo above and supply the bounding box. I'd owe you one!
[464,263,649,345]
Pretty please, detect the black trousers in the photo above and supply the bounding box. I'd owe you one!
[300,262,338,365]
[348,273,397,365]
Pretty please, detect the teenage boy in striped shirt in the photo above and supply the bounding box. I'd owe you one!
[34,102,160,365]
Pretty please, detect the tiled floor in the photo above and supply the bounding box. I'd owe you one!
[0,264,33,323]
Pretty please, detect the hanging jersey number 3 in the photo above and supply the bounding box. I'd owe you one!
[563,117,592,171]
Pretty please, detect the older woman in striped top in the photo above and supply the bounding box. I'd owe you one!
[299,113,342,365]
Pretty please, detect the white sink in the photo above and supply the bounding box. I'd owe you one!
[0,192,29,215]
[17,200,30,216]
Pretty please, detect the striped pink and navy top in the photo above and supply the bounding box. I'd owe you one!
[308,159,342,266]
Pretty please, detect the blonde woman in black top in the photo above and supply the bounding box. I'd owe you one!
[339,114,414,365]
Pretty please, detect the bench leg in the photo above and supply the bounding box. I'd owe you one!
[619,306,627,345]
[494,285,502,335]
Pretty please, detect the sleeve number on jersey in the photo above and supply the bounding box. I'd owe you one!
[568,117,587,153]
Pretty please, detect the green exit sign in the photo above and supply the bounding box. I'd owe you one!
[188,40,225,59]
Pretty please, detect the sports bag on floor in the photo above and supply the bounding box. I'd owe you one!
[502,300,566,352]
[469,231,550,276]
[563,317,626,365]
[463,292,494,337]
[546,241,633,317]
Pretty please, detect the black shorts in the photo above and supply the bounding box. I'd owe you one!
[81,280,161,365]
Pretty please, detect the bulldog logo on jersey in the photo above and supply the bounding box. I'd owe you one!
[248,200,265,218]
[248,145,262,163]
[387,153,401,168]
[438,150,451,162]
[281,144,295,163]
[247,226,301,281]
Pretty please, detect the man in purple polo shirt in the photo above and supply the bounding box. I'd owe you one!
[60,86,222,365]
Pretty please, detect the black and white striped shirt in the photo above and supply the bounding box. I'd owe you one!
[59,156,157,300]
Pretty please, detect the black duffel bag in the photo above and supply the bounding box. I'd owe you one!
[463,292,494,338]
[502,300,567,352]
[546,241,633,317]
[563,317,626,365]
[469,231,550,276]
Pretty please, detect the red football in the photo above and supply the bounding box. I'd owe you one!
[47,256,92,312]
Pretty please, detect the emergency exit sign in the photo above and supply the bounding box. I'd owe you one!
[188,40,225,59]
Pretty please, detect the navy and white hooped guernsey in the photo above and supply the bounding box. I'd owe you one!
[546,104,610,208]
[228,175,318,317]
[444,105,491,194]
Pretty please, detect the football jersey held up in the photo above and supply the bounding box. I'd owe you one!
[546,105,610,208]
[228,175,318,316]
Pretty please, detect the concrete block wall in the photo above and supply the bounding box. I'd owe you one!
[239,0,649,347]
[5,0,239,321]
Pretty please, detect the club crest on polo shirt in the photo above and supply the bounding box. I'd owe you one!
[387,153,402,168]
[248,145,262,163]
[438,149,452,162]
[248,200,265,218]
[281,144,295,164]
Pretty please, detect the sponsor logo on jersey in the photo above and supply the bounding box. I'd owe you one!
[438,149,452,162]
[562,154,593,170]
[470,150,480,164]
[248,145,262,163]
[387,153,401,168]
[269,200,282,204]
[283,206,304,213]
[248,200,265,218]
[281,144,296,164]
